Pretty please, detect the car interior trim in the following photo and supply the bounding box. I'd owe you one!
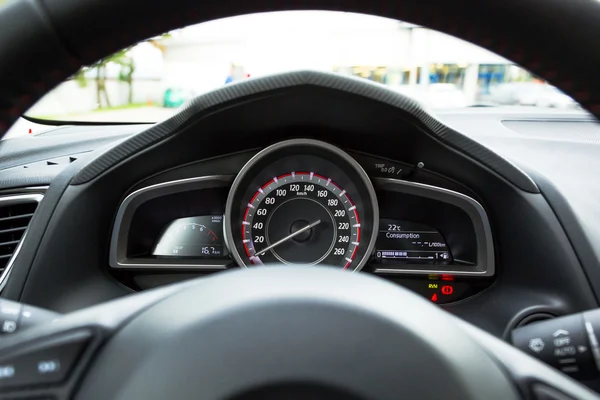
[109,175,234,270]
[0,193,44,292]
[372,177,495,277]
[0,187,49,195]
[69,71,539,194]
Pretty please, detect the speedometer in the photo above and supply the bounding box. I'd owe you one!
[243,173,360,268]
[225,139,378,271]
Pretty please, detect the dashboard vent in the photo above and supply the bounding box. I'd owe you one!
[22,154,83,169]
[0,195,42,275]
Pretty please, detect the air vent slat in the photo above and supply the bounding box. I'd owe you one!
[0,195,42,277]
[0,227,27,235]
[0,240,22,248]
[0,213,34,223]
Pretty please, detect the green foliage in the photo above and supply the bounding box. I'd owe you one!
[73,69,88,88]
[73,33,170,107]
[118,57,135,83]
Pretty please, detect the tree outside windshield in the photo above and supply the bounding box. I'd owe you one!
[23,11,579,123]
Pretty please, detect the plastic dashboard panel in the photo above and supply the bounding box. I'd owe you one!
[70,71,538,194]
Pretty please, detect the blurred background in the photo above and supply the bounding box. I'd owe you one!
[1,9,579,125]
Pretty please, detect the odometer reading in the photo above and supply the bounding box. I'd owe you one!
[242,172,361,269]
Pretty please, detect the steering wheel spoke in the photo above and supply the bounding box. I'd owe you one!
[0,282,189,399]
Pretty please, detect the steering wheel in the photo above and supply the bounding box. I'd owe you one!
[1,266,597,399]
[1,0,600,399]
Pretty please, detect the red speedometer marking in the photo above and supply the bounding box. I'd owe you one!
[344,191,354,204]
[343,242,360,270]
[243,243,255,265]
[353,209,360,224]
[261,179,274,190]
[344,246,359,270]
[330,180,343,191]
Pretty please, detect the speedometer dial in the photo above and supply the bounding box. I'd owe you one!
[243,173,361,268]
[225,139,379,271]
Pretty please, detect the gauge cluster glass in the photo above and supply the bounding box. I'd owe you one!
[242,173,361,268]
[153,215,228,258]
[374,219,452,264]
[225,139,379,271]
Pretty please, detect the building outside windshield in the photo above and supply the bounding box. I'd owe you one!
[6,10,581,134]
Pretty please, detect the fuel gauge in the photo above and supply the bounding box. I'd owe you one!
[153,215,227,258]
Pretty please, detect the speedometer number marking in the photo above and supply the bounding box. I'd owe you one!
[242,172,360,269]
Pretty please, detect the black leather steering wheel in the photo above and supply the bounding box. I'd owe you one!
[1,266,597,399]
[74,268,520,399]
[1,0,600,399]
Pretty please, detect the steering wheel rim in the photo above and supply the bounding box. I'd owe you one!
[2,264,599,399]
[72,267,519,400]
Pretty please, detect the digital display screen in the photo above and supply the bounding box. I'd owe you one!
[375,219,452,263]
[153,215,228,258]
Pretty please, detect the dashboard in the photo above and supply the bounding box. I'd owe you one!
[0,72,598,342]
[109,139,495,305]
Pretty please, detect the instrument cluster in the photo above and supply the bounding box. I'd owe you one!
[110,140,495,304]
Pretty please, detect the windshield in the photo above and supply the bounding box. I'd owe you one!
[23,11,580,123]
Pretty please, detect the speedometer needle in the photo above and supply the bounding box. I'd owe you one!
[255,220,322,256]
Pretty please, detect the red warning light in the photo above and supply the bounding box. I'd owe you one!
[441,274,454,281]
[430,293,438,302]
[441,285,454,295]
